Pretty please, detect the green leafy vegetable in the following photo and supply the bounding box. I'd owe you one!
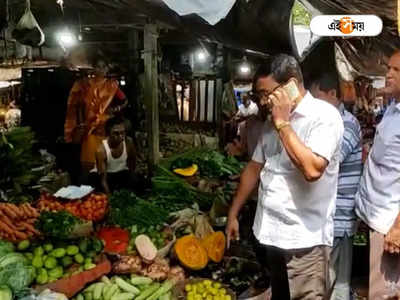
[35,211,81,239]
[0,240,15,259]
[151,166,214,212]
[169,149,244,179]
[0,127,40,203]
[0,262,34,293]
[109,190,168,228]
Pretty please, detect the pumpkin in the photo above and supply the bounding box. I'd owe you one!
[202,231,226,263]
[173,164,198,177]
[174,235,208,270]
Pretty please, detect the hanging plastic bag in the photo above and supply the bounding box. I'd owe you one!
[12,0,45,47]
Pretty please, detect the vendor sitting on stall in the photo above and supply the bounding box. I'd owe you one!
[89,116,136,195]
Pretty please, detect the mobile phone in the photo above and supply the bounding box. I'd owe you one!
[282,79,301,103]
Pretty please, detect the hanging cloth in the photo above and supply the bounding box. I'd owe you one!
[12,0,45,47]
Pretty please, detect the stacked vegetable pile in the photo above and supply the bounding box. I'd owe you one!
[128,225,173,253]
[0,142,250,299]
[0,127,40,204]
[151,170,214,213]
[170,151,243,179]
[35,211,83,239]
[74,275,176,300]
[37,192,108,222]
[15,237,104,285]
[0,203,40,242]
[0,240,35,298]
[108,190,168,229]
[185,280,232,300]
[174,232,226,271]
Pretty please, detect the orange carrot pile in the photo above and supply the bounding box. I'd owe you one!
[0,203,41,242]
[37,192,108,222]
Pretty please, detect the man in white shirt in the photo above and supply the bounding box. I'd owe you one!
[236,93,259,118]
[226,54,344,299]
[355,51,400,300]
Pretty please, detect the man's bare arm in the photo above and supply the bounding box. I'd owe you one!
[95,146,110,195]
[228,160,263,220]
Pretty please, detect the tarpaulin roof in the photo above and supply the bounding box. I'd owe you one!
[2,0,400,75]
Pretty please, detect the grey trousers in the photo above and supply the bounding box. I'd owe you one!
[369,230,400,300]
[329,234,353,300]
[255,243,331,300]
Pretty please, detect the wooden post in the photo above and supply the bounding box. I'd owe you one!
[128,30,140,74]
[216,78,224,148]
[128,29,140,126]
[144,23,160,170]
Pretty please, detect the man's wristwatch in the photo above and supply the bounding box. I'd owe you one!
[275,120,291,131]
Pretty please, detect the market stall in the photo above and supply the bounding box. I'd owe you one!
[0,120,266,300]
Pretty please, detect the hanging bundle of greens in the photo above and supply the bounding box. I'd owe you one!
[0,127,39,203]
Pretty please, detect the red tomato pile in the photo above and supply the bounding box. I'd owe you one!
[37,192,108,222]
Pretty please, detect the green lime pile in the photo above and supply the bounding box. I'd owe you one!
[16,237,103,285]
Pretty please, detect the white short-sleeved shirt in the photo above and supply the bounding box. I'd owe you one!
[237,101,259,117]
[355,102,400,234]
[252,92,344,249]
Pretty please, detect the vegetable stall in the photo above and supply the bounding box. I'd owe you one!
[0,127,264,300]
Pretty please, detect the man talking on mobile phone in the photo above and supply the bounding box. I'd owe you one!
[225,54,344,300]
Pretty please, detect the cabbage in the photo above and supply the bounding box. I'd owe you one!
[0,241,15,258]
[0,262,34,293]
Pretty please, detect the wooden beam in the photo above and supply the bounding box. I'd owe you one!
[144,23,159,170]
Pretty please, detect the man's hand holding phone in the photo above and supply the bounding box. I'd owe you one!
[269,87,293,129]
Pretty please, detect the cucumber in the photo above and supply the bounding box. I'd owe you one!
[101,276,112,284]
[111,293,135,300]
[130,276,152,286]
[102,284,111,299]
[84,292,93,300]
[93,283,105,300]
[115,277,140,295]
[84,283,97,293]
[135,283,160,300]
[146,280,175,300]
[160,291,171,300]
[104,284,119,300]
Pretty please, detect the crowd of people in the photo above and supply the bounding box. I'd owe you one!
[225,52,400,300]
[63,50,400,299]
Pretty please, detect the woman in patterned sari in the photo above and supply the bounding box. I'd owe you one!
[64,58,127,176]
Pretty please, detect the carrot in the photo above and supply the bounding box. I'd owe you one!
[0,205,17,220]
[8,204,21,218]
[9,234,17,242]
[23,204,32,216]
[20,205,29,218]
[14,230,28,240]
[1,215,17,231]
[30,206,40,218]
[0,220,15,234]
[21,222,40,235]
